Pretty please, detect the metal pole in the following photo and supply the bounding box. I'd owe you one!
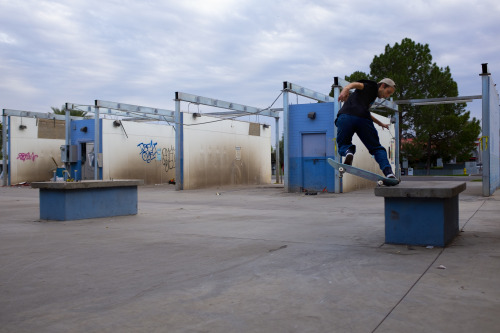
[65,107,70,147]
[275,117,280,184]
[175,97,183,190]
[64,106,71,180]
[332,78,341,193]
[394,105,400,178]
[94,105,100,180]
[2,113,7,186]
[283,89,289,192]
[480,64,491,196]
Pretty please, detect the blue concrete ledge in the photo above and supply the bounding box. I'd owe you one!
[374,181,466,247]
[31,180,144,221]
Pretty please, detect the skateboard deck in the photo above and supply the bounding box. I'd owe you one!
[327,158,399,186]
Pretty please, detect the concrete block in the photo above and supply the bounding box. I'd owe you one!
[32,180,144,221]
[374,181,466,247]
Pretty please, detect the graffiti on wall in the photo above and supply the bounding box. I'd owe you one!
[137,140,175,173]
[137,140,158,163]
[162,146,175,172]
[17,152,39,162]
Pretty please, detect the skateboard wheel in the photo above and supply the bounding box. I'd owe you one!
[377,180,384,186]
[339,167,345,173]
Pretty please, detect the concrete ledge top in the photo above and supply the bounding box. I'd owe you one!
[374,181,466,198]
[31,179,144,190]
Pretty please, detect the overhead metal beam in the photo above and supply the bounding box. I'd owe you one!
[2,109,81,120]
[66,103,174,122]
[175,92,280,118]
[371,98,398,111]
[203,107,284,118]
[283,81,336,103]
[95,100,175,120]
[395,95,482,106]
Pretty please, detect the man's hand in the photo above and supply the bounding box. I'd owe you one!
[338,82,364,102]
[380,123,390,130]
[338,88,350,102]
[371,114,390,130]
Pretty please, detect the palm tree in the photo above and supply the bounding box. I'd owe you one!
[51,106,87,117]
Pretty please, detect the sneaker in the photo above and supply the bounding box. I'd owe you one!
[344,153,353,166]
[383,167,396,179]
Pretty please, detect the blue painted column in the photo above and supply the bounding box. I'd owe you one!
[332,80,341,193]
[64,107,71,180]
[275,117,280,184]
[175,98,183,190]
[481,64,491,196]
[94,105,100,180]
[2,113,7,186]
[283,89,289,192]
[394,105,400,178]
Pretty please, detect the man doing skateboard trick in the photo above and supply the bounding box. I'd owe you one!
[335,78,397,179]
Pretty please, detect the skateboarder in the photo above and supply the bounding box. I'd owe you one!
[335,78,396,179]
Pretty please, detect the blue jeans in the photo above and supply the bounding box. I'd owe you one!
[335,114,391,171]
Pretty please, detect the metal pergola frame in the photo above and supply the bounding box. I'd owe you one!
[67,100,176,181]
[3,65,497,195]
[174,91,282,190]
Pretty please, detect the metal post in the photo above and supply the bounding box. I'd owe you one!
[394,106,400,178]
[480,64,491,196]
[175,97,183,190]
[2,113,7,186]
[332,78,341,193]
[275,117,280,184]
[283,89,289,192]
[94,105,100,180]
[64,106,71,180]
[65,107,70,147]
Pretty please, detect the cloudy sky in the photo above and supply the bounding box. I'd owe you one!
[1,0,499,129]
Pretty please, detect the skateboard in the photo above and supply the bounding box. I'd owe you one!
[327,158,399,186]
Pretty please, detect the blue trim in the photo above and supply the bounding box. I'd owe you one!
[7,116,11,186]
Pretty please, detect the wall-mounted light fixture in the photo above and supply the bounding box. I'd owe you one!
[113,120,121,127]
[192,113,201,118]
[19,125,27,130]
[307,112,316,120]
[80,126,88,133]
[263,124,270,129]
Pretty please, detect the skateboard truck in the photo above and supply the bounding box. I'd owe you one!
[338,166,345,178]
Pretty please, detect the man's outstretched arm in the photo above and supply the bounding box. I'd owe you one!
[338,82,364,102]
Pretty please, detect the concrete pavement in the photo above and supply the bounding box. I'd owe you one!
[0,180,499,332]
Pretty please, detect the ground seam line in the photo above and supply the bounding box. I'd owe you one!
[371,198,485,332]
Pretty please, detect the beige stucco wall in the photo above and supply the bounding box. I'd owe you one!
[183,115,272,189]
[8,116,65,184]
[101,119,176,185]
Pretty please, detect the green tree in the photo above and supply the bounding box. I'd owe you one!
[338,38,481,174]
[345,71,369,83]
[51,105,87,117]
[408,64,481,171]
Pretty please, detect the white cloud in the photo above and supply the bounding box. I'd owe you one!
[0,0,499,122]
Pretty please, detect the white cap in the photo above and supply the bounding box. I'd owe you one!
[378,78,396,88]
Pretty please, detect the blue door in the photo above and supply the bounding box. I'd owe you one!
[302,133,326,192]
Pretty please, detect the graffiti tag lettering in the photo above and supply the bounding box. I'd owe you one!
[137,140,158,163]
[17,152,39,162]
[162,146,175,172]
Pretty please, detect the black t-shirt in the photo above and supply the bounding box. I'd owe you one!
[337,80,378,120]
